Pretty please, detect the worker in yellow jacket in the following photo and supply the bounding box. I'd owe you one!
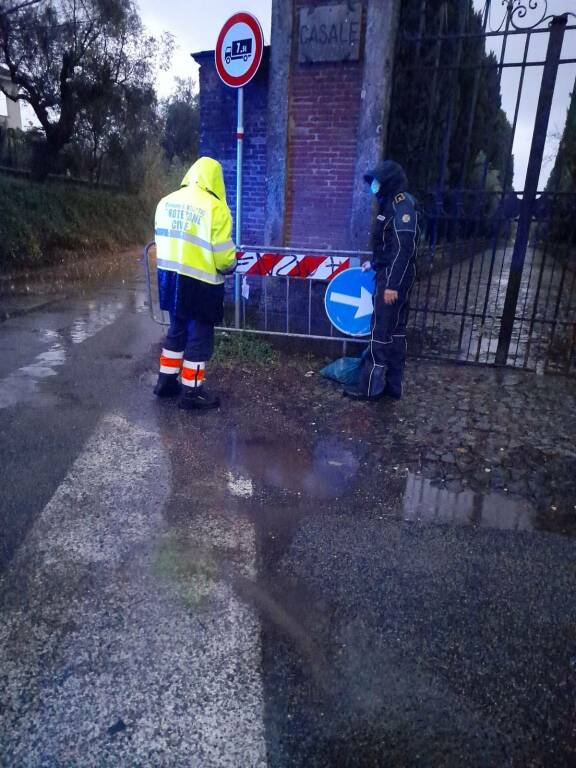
[153,157,236,410]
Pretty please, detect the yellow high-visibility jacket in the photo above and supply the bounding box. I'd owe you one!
[155,157,237,324]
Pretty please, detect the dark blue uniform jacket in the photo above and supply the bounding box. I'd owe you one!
[372,192,419,293]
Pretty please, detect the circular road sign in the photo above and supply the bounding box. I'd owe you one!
[215,12,264,88]
[324,267,376,337]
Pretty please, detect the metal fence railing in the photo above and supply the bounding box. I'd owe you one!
[143,242,371,349]
[386,5,576,376]
[144,239,576,374]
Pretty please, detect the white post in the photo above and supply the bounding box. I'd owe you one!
[234,86,244,328]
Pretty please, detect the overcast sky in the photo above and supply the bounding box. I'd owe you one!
[472,0,576,189]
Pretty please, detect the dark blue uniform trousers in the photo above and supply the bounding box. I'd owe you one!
[358,270,412,398]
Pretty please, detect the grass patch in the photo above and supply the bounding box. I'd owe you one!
[213,331,279,367]
[0,174,154,272]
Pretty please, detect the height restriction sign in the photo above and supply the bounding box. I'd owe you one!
[214,11,264,327]
[215,12,264,88]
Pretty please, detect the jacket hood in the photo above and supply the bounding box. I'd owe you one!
[364,160,408,201]
[181,157,227,202]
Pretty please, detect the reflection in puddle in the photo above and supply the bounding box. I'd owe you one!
[69,301,123,343]
[223,432,359,500]
[18,345,66,379]
[133,290,149,315]
[227,472,254,498]
[0,300,123,409]
[403,472,535,532]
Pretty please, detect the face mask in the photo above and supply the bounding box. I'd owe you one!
[370,179,381,195]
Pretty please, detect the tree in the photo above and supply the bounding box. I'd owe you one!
[546,84,576,196]
[0,1,41,18]
[72,63,161,186]
[161,77,199,163]
[388,0,513,196]
[544,82,576,244]
[0,0,172,179]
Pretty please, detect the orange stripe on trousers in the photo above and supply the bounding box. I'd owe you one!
[160,356,182,369]
[181,368,205,382]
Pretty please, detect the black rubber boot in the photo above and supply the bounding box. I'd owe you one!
[342,386,385,402]
[153,373,182,398]
[382,385,402,400]
[178,386,220,411]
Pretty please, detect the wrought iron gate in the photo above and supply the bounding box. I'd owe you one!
[387,0,576,374]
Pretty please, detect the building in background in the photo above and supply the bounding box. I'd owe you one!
[193,0,399,251]
[0,65,22,130]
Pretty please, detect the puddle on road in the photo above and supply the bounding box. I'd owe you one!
[0,300,124,409]
[216,430,569,536]
[222,432,360,500]
[17,345,67,380]
[402,472,537,531]
[68,300,123,343]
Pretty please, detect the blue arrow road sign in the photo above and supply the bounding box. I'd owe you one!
[324,267,375,337]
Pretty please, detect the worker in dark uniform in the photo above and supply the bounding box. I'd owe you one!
[345,160,419,401]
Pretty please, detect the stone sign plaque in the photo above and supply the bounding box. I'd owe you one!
[298,3,362,64]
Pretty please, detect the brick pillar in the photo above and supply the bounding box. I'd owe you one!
[351,0,402,250]
[265,0,293,245]
[271,0,400,251]
[285,0,366,250]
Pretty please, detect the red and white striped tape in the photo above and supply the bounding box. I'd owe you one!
[235,252,350,281]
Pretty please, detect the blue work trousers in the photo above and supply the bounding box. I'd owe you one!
[163,313,215,362]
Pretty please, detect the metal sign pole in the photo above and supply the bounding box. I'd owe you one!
[234,86,244,329]
[215,14,262,328]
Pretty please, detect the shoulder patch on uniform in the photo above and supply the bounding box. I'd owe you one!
[402,213,411,223]
[394,193,405,203]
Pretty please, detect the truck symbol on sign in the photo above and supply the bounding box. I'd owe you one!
[225,38,253,64]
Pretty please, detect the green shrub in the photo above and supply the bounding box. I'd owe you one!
[0,174,155,271]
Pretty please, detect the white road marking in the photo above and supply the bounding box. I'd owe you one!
[0,413,267,767]
[227,471,255,498]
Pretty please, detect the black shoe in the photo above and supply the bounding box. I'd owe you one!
[342,386,384,401]
[382,386,402,400]
[179,386,220,411]
[153,373,182,398]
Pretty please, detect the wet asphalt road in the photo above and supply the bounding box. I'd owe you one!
[0,255,575,767]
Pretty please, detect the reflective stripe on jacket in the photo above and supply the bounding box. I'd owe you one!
[155,157,237,287]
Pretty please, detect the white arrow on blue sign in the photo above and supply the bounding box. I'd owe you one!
[324,267,375,337]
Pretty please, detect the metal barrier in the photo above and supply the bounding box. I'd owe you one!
[143,240,576,374]
[143,242,369,347]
